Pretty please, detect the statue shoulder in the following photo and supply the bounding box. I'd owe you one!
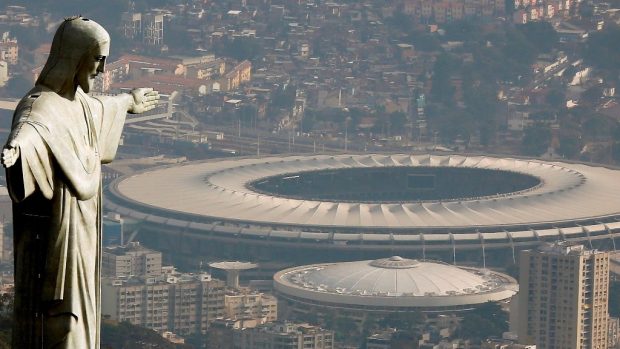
[29,90,65,112]
[14,89,64,122]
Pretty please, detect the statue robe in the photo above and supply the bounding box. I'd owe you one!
[7,85,126,348]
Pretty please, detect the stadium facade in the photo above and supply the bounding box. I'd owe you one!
[106,154,620,264]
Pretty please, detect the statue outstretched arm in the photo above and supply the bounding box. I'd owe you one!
[93,88,158,163]
[126,88,160,114]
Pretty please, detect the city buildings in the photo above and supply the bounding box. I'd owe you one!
[102,269,226,336]
[517,242,610,349]
[88,53,250,95]
[103,242,162,278]
[120,11,166,47]
[0,32,18,65]
[143,13,165,47]
[224,288,278,323]
[232,322,334,349]
[404,0,506,23]
[102,242,226,335]
[102,242,278,337]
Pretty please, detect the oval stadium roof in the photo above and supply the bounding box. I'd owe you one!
[111,154,620,229]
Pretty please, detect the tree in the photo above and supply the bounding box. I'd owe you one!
[410,33,441,52]
[444,20,483,42]
[0,293,12,349]
[101,320,190,349]
[385,13,414,33]
[430,107,474,144]
[558,132,583,159]
[517,22,558,53]
[270,84,297,109]
[530,110,555,121]
[521,124,552,156]
[455,302,508,341]
[503,27,538,67]
[463,76,500,146]
[584,24,620,80]
[217,37,264,62]
[388,111,408,134]
[582,115,616,141]
[378,311,426,331]
[547,88,566,109]
[431,53,459,104]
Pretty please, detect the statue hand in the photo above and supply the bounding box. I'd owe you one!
[1,141,20,168]
[128,88,160,114]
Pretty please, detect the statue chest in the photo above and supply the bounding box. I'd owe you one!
[57,100,100,175]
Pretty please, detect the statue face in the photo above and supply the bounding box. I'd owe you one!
[76,42,109,93]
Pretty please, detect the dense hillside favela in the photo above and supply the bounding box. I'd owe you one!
[1,0,620,348]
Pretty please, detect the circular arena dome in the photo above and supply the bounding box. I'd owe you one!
[273,256,518,311]
[105,154,620,262]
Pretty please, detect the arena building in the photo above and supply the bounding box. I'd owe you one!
[273,256,518,315]
[105,154,620,264]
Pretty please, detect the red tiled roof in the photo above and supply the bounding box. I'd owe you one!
[110,74,208,95]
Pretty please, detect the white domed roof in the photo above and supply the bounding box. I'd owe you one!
[274,257,518,309]
[303,256,491,296]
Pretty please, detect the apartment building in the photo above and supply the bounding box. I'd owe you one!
[0,32,18,65]
[102,242,162,278]
[517,242,609,349]
[102,271,226,335]
[224,289,278,323]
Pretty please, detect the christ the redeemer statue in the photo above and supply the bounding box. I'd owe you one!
[1,16,159,348]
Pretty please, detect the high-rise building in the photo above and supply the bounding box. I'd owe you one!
[102,242,227,335]
[0,32,18,65]
[102,270,226,335]
[143,13,164,46]
[121,12,141,39]
[517,242,610,349]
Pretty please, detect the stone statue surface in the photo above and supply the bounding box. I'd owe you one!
[1,17,159,348]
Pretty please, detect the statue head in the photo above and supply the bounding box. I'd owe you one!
[36,16,110,96]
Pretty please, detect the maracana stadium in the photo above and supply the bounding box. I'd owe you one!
[105,153,620,264]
